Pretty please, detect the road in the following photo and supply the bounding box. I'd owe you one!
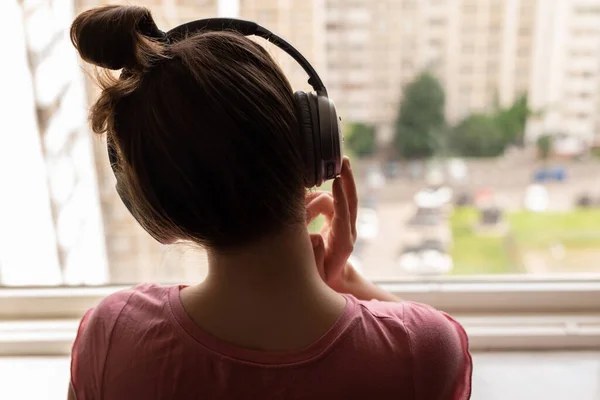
[357,201,414,279]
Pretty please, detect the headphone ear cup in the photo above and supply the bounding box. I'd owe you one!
[293,91,319,187]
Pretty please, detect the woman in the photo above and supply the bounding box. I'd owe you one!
[68,5,472,399]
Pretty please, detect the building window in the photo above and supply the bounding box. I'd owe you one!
[462,3,477,13]
[518,27,531,35]
[575,6,600,14]
[577,113,590,120]
[462,43,475,53]
[429,38,443,48]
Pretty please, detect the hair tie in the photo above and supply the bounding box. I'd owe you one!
[138,13,169,44]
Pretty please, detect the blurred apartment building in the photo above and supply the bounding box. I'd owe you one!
[324,0,538,143]
[325,0,600,147]
[527,0,600,145]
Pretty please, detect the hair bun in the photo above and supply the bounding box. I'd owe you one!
[70,5,164,70]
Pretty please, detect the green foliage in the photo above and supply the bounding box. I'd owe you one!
[493,94,530,146]
[450,93,532,158]
[344,122,376,158]
[394,72,446,159]
[449,114,507,157]
[536,134,554,161]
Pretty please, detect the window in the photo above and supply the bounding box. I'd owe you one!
[575,6,600,14]
[460,65,473,74]
[462,42,475,53]
[429,18,445,26]
[5,0,600,369]
[517,46,530,57]
[429,38,443,48]
[518,26,531,35]
[462,3,477,13]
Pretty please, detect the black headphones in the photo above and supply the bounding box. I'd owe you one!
[108,17,343,190]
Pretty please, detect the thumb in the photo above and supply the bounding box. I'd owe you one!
[310,234,326,280]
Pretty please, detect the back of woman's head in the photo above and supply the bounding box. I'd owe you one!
[71,5,307,250]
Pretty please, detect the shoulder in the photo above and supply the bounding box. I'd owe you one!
[78,283,169,333]
[356,299,468,344]
[356,299,472,399]
[70,284,174,398]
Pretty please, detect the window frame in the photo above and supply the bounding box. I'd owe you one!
[2,277,600,355]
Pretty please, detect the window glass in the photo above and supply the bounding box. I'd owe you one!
[3,0,600,286]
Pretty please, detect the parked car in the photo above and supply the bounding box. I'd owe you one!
[398,243,453,275]
[414,186,453,209]
[524,184,549,212]
[533,166,566,183]
[407,207,444,226]
[455,192,473,207]
[357,207,379,241]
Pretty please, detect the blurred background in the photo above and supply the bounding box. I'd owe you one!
[1,0,600,398]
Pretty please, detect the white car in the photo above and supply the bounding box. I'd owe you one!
[414,186,453,209]
[524,184,549,212]
[356,207,379,241]
[398,249,453,275]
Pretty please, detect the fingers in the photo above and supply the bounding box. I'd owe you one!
[305,192,334,223]
[331,177,353,254]
[341,157,358,239]
[310,234,326,280]
[305,190,328,205]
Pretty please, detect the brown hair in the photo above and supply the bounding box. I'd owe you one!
[71,5,306,250]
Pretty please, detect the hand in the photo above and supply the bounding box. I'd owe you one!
[305,157,358,291]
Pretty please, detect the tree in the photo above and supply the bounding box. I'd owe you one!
[450,114,506,157]
[493,94,530,147]
[394,72,445,159]
[344,122,376,158]
[536,134,554,161]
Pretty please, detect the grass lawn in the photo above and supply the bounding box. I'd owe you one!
[450,208,515,274]
[508,210,600,249]
[451,207,600,275]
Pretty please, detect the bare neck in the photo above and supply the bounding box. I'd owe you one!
[205,224,324,296]
[179,224,346,351]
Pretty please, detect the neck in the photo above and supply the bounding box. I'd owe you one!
[179,224,346,351]
[203,224,326,299]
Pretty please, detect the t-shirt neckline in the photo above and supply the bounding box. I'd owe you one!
[168,285,358,365]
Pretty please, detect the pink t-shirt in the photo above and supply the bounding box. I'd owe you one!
[71,284,472,399]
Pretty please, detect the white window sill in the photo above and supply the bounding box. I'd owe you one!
[1,278,600,355]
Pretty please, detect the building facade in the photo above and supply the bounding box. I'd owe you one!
[324,0,539,143]
[527,0,600,145]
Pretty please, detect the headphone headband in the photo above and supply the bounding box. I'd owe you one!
[165,18,328,96]
[108,17,342,243]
